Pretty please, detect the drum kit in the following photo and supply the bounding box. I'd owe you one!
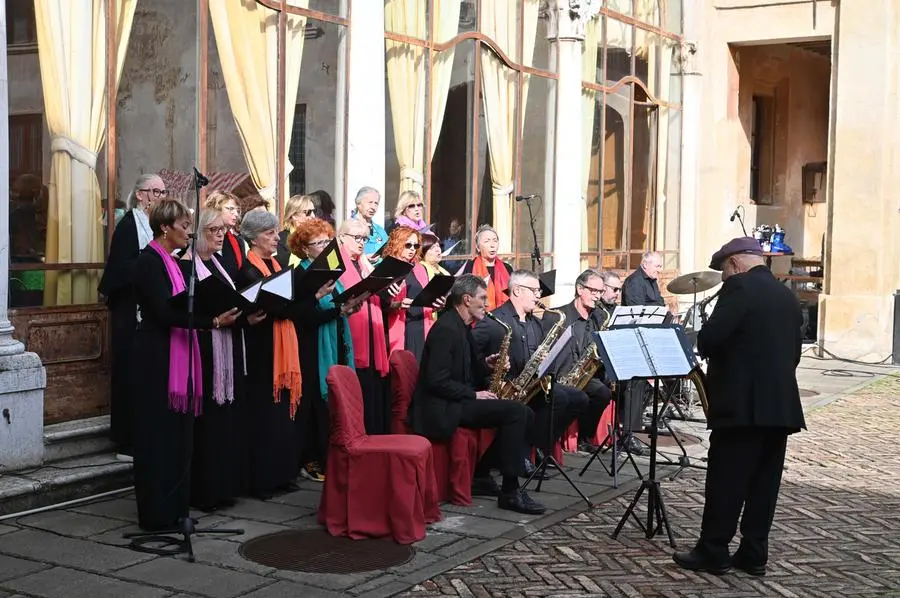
[666,270,722,332]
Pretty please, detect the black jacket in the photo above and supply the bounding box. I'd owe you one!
[408,309,490,441]
[276,229,292,269]
[98,210,139,305]
[547,300,608,378]
[622,268,664,307]
[697,265,806,432]
[471,301,555,379]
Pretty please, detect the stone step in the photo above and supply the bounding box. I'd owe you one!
[0,452,132,517]
[43,415,116,463]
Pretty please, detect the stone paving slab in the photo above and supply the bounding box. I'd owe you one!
[115,557,272,597]
[0,529,155,573]
[16,509,131,538]
[0,554,50,583]
[3,566,171,598]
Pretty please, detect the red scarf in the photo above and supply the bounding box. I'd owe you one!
[471,256,509,311]
[226,230,243,269]
[387,263,435,355]
[336,246,389,376]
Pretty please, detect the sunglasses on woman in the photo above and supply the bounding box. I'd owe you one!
[404,242,420,250]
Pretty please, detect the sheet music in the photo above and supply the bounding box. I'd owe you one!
[538,326,573,378]
[262,270,293,299]
[598,329,652,380]
[240,280,262,302]
[610,305,668,326]
[638,328,693,376]
[441,240,462,256]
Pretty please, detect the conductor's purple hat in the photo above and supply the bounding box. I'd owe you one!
[709,237,763,271]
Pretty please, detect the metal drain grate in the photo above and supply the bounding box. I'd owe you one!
[239,529,414,573]
[800,389,819,398]
[636,432,702,448]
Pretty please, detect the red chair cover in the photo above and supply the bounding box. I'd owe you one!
[388,351,492,506]
[562,400,617,451]
[319,365,441,544]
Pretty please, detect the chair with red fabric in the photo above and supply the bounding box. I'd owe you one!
[319,365,441,544]
[388,350,491,506]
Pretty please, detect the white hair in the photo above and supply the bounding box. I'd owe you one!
[126,173,162,210]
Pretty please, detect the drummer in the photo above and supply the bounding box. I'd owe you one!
[621,252,665,308]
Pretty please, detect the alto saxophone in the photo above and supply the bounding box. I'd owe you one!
[498,302,566,404]
[485,312,511,395]
[559,303,610,390]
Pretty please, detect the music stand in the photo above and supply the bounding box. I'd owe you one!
[521,328,593,508]
[594,324,696,548]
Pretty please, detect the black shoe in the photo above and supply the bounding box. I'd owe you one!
[672,549,731,575]
[577,440,600,454]
[498,489,546,515]
[618,434,646,456]
[731,553,766,576]
[523,458,549,480]
[471,475,501,497]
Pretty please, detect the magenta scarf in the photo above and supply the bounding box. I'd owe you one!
[148,240,203,414]
[194,254,241,405]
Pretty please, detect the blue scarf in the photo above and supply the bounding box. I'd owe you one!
[300,258,355,400]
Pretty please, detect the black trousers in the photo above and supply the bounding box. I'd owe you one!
[698,427,789,566]
[296,393,329,468]
[459,399,533,478]
[529,383,589,452]
[580,379,612,441]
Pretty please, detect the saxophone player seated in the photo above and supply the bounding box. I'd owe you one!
[407,274,546,515]
[472,270,590,475]
[547,269,613,453]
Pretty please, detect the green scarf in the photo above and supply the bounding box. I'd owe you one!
[300,258,355,400]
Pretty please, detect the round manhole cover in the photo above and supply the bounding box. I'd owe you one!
[239,529,414,573]
[800,389,819,398]
[635,432,703,448]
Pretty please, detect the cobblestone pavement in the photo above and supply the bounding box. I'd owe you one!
[404,376,900,598]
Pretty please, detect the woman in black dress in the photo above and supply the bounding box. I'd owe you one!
[99,174,167,456]
[131,200,241,531]
[275,194,316,268]
[180,209,266,510]
[204,191,245,280]
[236,210,303,499]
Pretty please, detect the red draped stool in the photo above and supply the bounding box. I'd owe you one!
[563,400,617,452]
[389,350,492,506]
[319,365,441,544]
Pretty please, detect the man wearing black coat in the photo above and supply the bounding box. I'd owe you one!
[674,237,806,577]
[408,274,545,515]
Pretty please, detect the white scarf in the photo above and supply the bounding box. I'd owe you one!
[134,208,153,250]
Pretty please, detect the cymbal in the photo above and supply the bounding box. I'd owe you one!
[667,271,722,295]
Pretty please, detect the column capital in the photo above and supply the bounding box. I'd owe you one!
[546,0,602,41]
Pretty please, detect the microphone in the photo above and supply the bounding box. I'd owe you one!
[515,194,537,202]
[729,208,739,222]
[193,167,210,189]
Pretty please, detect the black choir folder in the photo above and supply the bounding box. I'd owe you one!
[593,324,696,382]
[171,267,295,316]
[293,238,346,294]
[410,274,454,307]
[333,256,414,304]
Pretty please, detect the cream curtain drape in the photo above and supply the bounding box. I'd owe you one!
[384,0,461,197]
[480,0,539,254]
[35,0,136,306]
[209,0,307,207]
[581,16,601,255]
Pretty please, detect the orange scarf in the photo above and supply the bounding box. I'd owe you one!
[472,256,509,311]
[246,251,302,419]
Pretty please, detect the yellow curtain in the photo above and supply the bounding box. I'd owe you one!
[35,0,136,306]
[480,0,539,254]
[581,16,601,255]
[385,0,461,196]
[209,0,307,208]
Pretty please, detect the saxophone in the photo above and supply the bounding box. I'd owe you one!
[498,302,566,404]
[559,305,610,390]
[485,312,511,395]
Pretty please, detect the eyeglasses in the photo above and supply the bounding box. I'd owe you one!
[406,203,424,209]
[608,286,622,293]
[207,225,226,235]
[301,209,316,217]
[342,233,367,244]
[404,242,420,250]
[140,188,168,198]
[580,285,603,295]
[306,238,332,248]
[223,205,241,214]
[518,284,542,297]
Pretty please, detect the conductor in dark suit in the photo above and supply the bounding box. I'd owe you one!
[674,237,806,577]
[408,274,545,515]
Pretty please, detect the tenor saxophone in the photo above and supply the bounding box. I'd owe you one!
[485,312,511,395]
[498,302,566,404]
[559,305,610,390]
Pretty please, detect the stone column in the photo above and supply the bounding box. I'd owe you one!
[678,0,702,274]
[548,1,596,299]
[341,0,386,224]
[0,2,47,471]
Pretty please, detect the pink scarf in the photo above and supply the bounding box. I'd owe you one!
[387,263,435,354]
[337,245,389,376]
[395,214,426,230]
[148,240,203,414]
[194,253,245,405]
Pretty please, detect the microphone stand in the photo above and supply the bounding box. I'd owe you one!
[522,195,542,272]
[732,206,749,237]
[124,167,243,561]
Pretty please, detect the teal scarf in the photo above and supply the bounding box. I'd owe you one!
[300,258,355,400]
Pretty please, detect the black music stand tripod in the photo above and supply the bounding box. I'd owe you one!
[522,374,594,508]
[123,167,243,561]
